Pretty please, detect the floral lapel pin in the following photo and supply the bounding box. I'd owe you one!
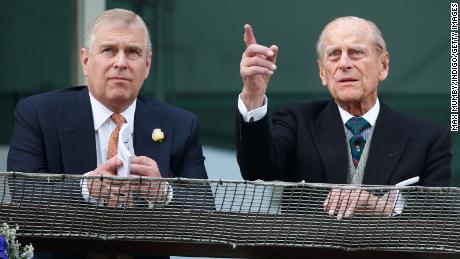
[152,128,165,144]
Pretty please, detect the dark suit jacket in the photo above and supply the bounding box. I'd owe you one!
[8,86,207,180]
[236,100,452,186]
[7,86,211,259]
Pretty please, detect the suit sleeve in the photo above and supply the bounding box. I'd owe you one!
[6,99,82,204]
[7,99,49,173]
[421,128,452,186]
[236,107,297,181]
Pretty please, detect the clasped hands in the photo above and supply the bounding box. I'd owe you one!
[324,188,398,219]
[87,156,168,207]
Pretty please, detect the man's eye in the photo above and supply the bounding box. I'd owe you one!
[349,49,364,57]
[127,49,141,57]
[329,50,340,56]
[326,50,341,60]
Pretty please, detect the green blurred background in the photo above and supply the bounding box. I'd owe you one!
[0,0,458,184]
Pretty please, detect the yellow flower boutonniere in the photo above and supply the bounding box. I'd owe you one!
[152,128,165,143]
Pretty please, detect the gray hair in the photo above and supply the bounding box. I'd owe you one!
[316,16,387,59]
[85,8,152,56]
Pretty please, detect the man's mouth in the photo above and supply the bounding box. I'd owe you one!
[337,77,359,83]
[109,77,130,81]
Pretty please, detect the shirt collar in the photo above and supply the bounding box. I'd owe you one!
[88,91,136,132]
[337,98,380,127]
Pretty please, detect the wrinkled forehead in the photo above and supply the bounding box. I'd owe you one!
[93,23,146,46]
[322,20,374,49]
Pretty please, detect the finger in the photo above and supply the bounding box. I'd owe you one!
[324,191,331,211]
[106,156,123,169]
[92,156,122,177]
[354,190,375,213]
[328,189,340,215]
[267,45,279,64]
[88,179,111,198]
[241,56,277,71]
[130,163,161,177]
[131,156,156,166]
[130,156,161,176]
[240,66,274,78]
[336,191,351,220]
[345,192,359,218]
[244,44,275,58]
[107,198,117,208]
[244,24,257,47]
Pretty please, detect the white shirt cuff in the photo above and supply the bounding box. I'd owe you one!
[392,190,406,215]
[80,171,104,206]
[237,93,268,122]
[147,182,173,208]
[382,190,406,216]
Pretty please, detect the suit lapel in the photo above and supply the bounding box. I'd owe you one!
[310,101,348,184]
[363,103,409,185]
[133,97,171,177]
[58,87,97,174]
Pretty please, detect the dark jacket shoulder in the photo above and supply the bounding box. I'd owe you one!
[137,94,198,122]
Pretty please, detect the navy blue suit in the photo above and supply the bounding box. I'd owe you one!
[236,100,452,186]
[7,86,211,258]
[8,86,208,180]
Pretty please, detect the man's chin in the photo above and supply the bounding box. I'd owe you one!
[335,93,365,104]
[104,94,135,110]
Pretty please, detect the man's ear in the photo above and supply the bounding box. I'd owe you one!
[378,53,389,81]
[318,59,327,86]
[144,52,153,79]
[80,48,89,76]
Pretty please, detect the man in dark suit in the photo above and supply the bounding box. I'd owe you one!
[7,8,209,258]
[236,17,452,219]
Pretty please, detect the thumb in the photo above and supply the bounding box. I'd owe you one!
[104,156,123,173]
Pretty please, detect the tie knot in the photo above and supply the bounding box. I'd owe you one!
[111,113,125,126]
[345,117,370,134]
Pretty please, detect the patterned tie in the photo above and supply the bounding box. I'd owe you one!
[107,113,126,159]
[345,117,371,168]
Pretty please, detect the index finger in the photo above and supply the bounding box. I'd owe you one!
[131,155,156,166]
[244,24,257,47]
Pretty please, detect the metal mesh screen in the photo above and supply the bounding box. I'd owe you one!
[0,172,459,253]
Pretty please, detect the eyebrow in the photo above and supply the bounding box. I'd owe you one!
[325,45,369,53]
[125,45,143,53]
[97,43,144,52]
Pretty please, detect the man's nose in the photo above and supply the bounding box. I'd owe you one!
[338,53,352,70]
[113,52,128,69]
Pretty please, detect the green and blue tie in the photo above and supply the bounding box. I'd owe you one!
[345,117,371,168]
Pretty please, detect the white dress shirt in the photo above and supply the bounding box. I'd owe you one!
[82,92,172,206]
[89,92,136,165]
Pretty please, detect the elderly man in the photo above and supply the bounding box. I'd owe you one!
[236,16,452,218]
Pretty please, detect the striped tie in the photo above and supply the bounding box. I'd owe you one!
[345,117,371,168]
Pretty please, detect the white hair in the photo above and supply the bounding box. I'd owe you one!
[316,16,387,59]
[85,8,152,56]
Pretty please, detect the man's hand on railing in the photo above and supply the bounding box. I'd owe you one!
[87,156,130,207]
[128,156,170,205]
[324,189,398,220]
[86,156,169,207]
